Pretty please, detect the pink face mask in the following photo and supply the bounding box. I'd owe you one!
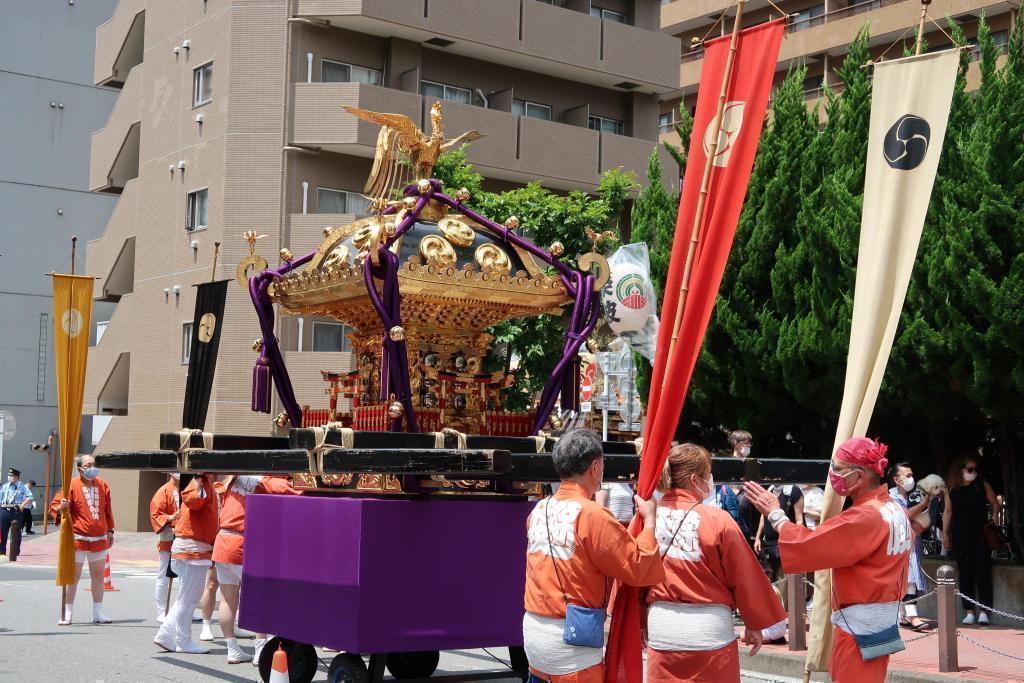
[828,467,858,496]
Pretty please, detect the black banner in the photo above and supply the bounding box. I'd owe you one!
[182,280,230,430]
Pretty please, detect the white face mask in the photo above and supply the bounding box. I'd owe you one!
[7,476,15,484]
[170,473,180,481]
[739,446,751,458]
[900,476,915,493]
[963,470,978,483]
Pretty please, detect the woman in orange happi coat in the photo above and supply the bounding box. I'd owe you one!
[644,443,785,682]
[745,437,912,683]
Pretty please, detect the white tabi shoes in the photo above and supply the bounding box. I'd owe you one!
[199,621,215,641]
[176,640,212,654]
[226,639,253,664]
[92,605,112,624]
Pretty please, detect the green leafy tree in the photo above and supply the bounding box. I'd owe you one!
[688,65,818,454]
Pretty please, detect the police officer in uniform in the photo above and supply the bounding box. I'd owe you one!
[1,467,30,561]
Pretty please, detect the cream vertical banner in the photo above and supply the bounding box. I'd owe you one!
[805,49,960,671]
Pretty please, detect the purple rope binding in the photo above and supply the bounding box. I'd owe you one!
[246,178,598,436]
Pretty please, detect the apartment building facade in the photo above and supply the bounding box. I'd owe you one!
[0,0,118,491]
[86,0,679,528]
[659,0,1019,148]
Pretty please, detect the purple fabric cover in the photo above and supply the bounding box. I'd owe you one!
[239,495,533,653]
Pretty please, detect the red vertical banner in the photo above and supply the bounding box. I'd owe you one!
[605,19,784,682]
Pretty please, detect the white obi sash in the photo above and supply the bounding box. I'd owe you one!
[171,537,214,555]
[522,611,604,675]
[647,602,736,652]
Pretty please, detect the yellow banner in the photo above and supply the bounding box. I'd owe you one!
[52,274,94,586]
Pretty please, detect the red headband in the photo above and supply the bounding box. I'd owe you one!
[835,437,889,477]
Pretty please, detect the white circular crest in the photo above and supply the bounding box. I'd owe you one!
[61,309,84,337]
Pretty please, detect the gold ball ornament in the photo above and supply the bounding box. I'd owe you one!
[389,325,405,342]
[455,187,471,202]
[387,401,405,419]
[549,241,565,257]
[417,179,432,195]
[323,226,334,237]
[384,221,397,237]
[279,248,293,262]
[504,216,520,230]
[403,196,418,210]
[252,338,263,353]
[274,412,289,428]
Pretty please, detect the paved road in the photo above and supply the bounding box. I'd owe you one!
[0,563,523,682]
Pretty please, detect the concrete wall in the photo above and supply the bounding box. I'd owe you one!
[921,558,1024,627]
[0,0,118,494]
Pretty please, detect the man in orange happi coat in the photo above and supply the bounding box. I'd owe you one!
[49,454,115,626]
[154,473,219,654]
[645,443,785,681]
[150,473,180,622]
[745,437,912,683]
[213,475,300,665]
[523,429,665,683]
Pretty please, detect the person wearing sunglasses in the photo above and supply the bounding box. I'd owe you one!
[942,457,999,625]
[744,437,912,683]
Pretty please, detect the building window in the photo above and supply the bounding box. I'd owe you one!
[512,99,553,120]
[182,322,193,364]
[193,62,213,106]
[589,115,625,136]
[420,80,472,105]
[186,188,208,231]
[658,112,674,134]
[316,188,370,216]
[312,321,351,353]
[321,59,382,85]
[969,30,1009,60]
[96,321,109,343]
[791,4,825,31]
[536,0,567,6]
[591,6,627,23]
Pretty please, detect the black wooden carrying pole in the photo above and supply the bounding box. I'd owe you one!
[95,429,831,484]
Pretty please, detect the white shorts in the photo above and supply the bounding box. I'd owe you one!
[216,562,243,585]
[75,550,106,564]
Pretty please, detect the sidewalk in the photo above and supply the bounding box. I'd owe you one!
[4,530,159,569]
[742,622,1024,682]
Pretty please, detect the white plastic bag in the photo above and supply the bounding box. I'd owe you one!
[601,243,659,361]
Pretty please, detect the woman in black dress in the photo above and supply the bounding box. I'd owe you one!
[942,456,1000,625]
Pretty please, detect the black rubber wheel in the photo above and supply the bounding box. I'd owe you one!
[385,650,440,679]
[257,637,318,683]
[327,653,369,683]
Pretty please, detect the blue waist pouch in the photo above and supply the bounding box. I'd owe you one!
[851,623,905,661]
[563,603,605,649]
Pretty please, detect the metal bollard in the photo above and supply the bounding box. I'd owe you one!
[9,518,22,561]
[787,573,807,651]
[936,564,958,673]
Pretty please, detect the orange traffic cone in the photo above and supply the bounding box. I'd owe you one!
[86,553,119,592]
[269,644,289,683]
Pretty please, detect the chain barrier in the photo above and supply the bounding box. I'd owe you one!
[955,591,1024,623]
[903,629,939,645]
[957,630,1024,662]
[903,590,937,604]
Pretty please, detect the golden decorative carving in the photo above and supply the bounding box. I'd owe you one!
[438,217,475,247]
[577,252,611,291]
[474,243,512,275]
[235,230,269,289]
[418,235,457,268]
[323,243,350,270]
[343,102,483,197]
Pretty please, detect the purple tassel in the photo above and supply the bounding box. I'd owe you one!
[252,358,272,413]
